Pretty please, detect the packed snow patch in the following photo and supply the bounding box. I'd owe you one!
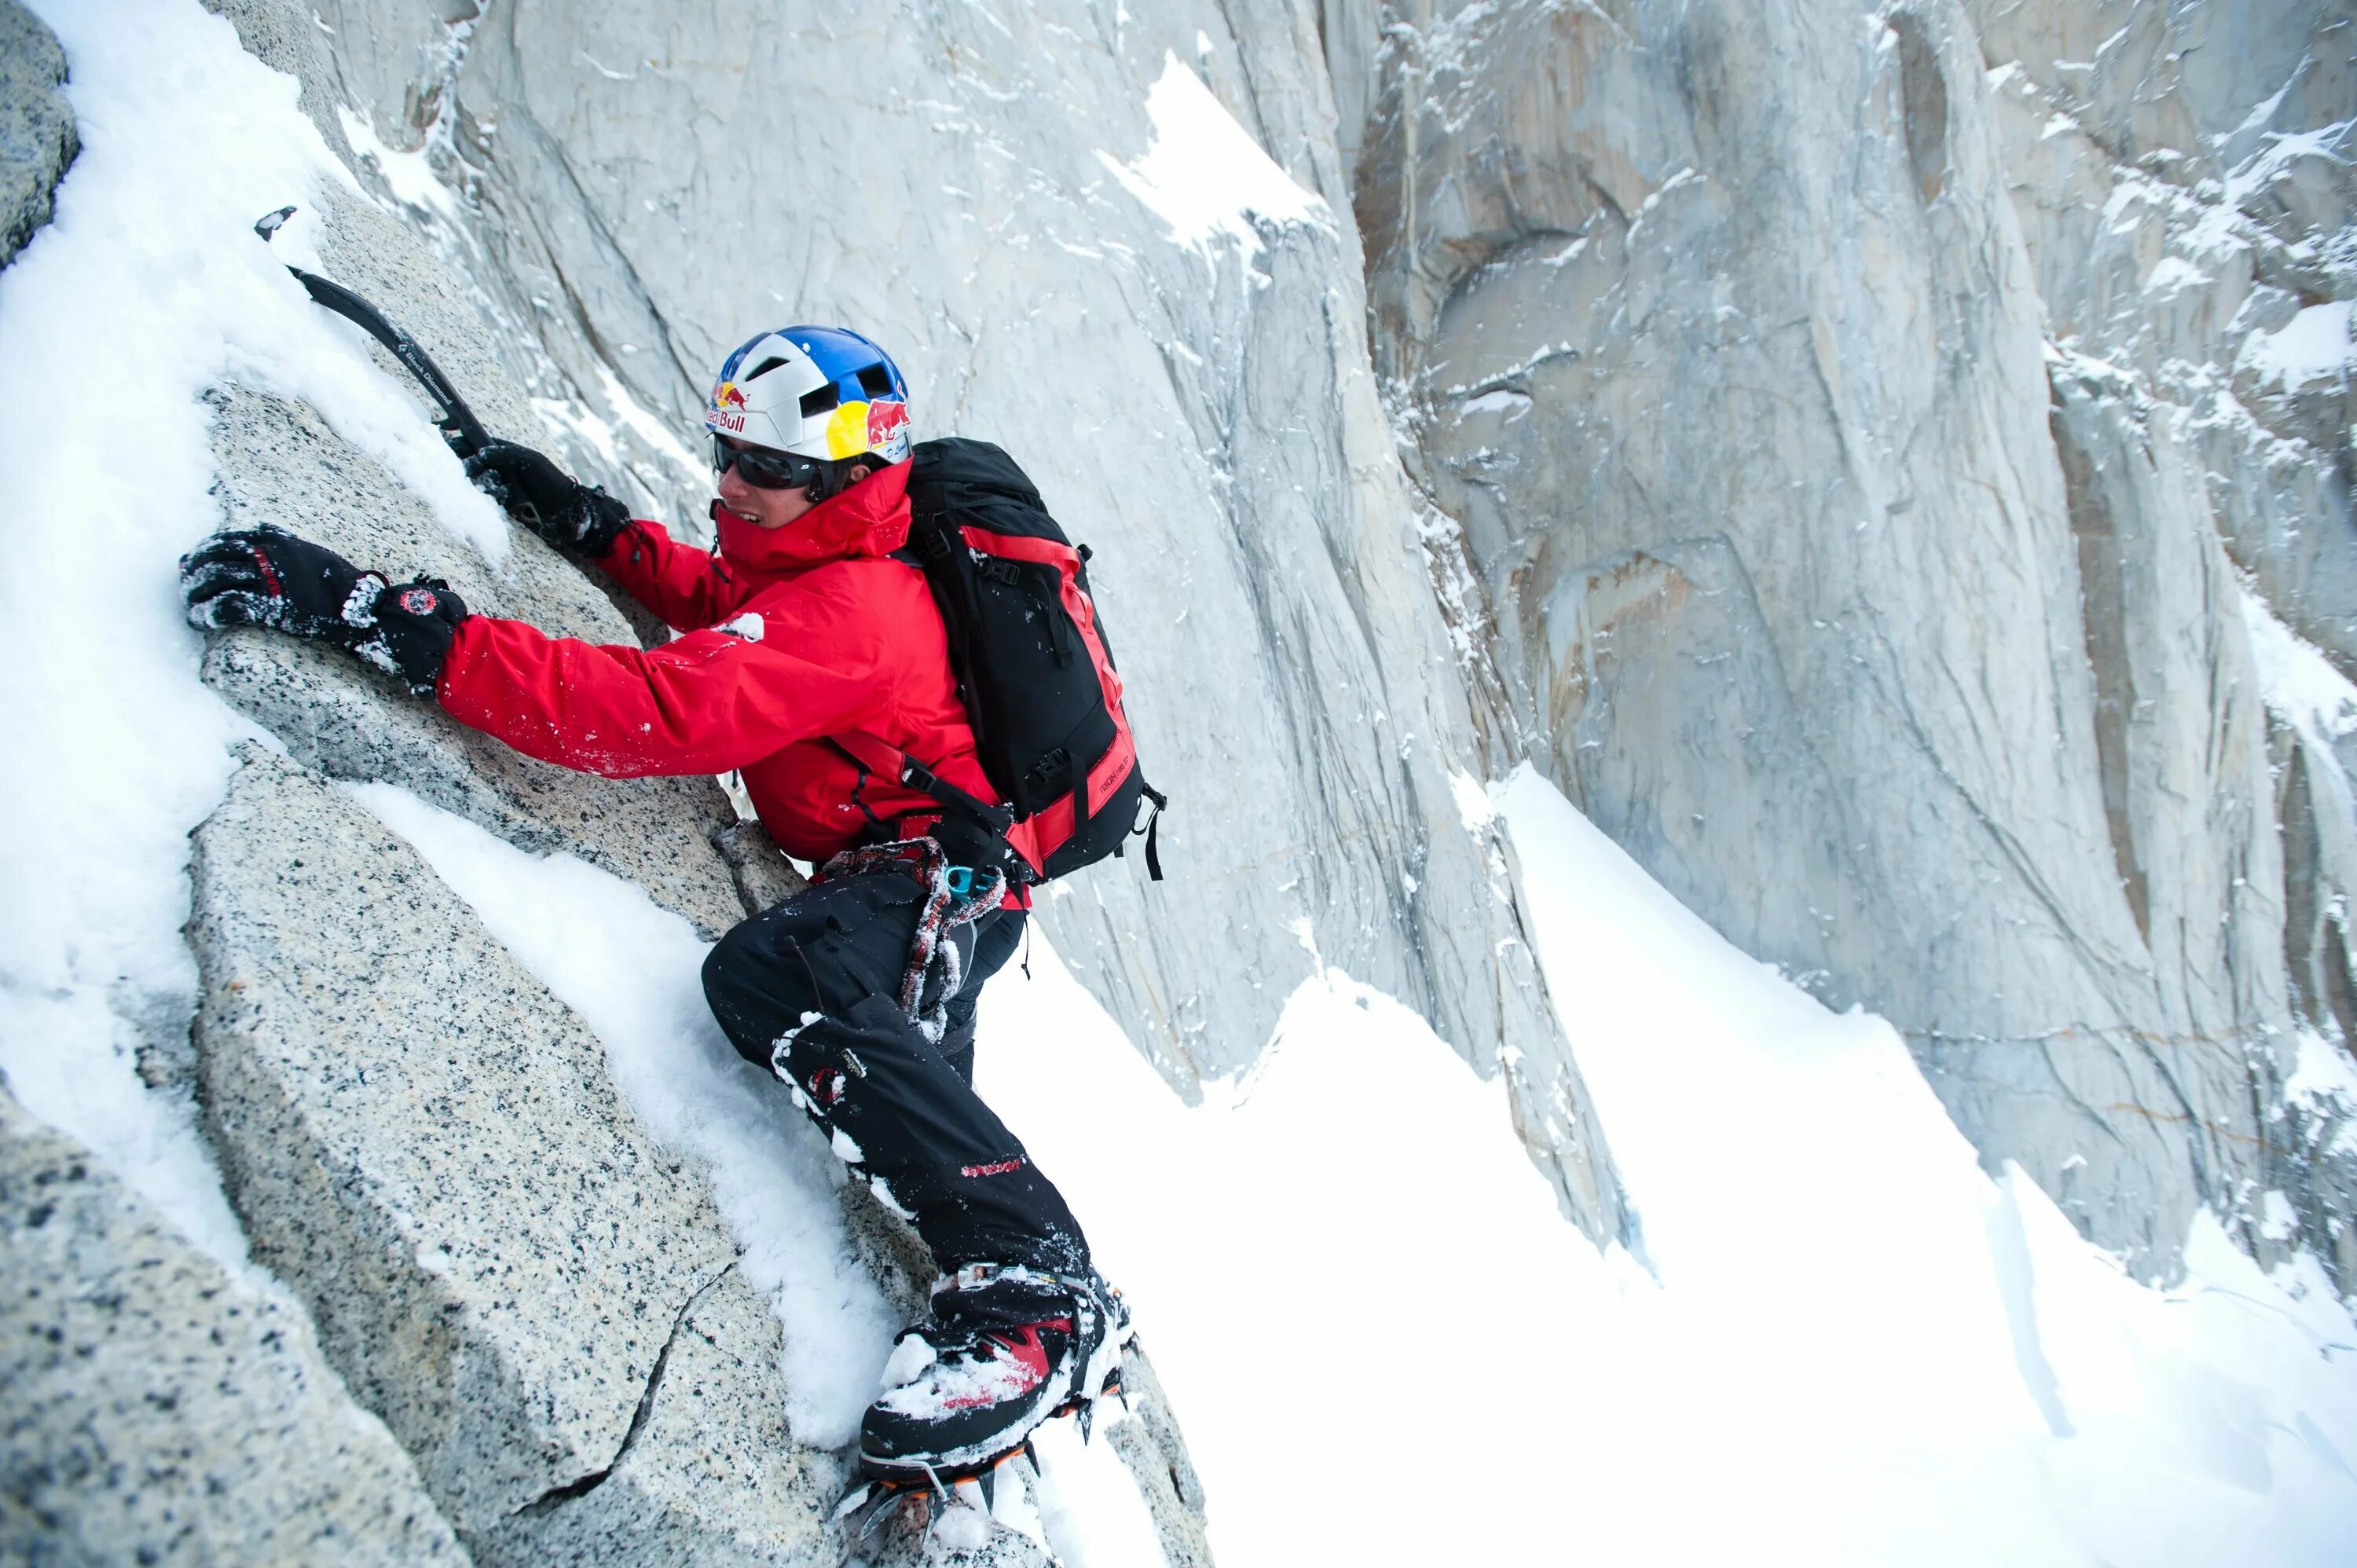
[2242,585,2357,819]
[986,768,2357,1566]
[1097,53,1330,266]
[1446,764,1497,832]
[2242,299,2353,390]
[2243,584,2357,744]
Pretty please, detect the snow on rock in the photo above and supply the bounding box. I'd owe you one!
[344,778,896,1448]
[1097,53,1332,265]
[0,1079,467,1566]
[199,379,760,939]
[0,0,365,1273]
[2244,299,2355,391]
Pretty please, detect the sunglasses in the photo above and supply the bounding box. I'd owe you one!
[712,434,824,491]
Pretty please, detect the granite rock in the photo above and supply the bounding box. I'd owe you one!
[0,1079,467,1567]
[710,818,810,918]
[188,748,740,1535]
[0,0,75,269]
[466,1266,835,1568]
[1103,1345,1215,1568]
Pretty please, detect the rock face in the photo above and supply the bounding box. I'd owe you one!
[463,1268,836,1567]
[189,748,743,1533]
[0,0,75,268]
[1961,0,2357,1281]
[0,1079,467,1567]
[1320,0,2357,1284]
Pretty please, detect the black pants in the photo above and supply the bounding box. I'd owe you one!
[702,869,1090,1277]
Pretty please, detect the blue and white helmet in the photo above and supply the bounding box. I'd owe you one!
[703,326,912,465]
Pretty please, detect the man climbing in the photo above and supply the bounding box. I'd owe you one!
[179,326,1132,1492]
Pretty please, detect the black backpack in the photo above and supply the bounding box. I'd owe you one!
[836,438,1164,883]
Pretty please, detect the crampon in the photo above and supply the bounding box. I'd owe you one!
[833,1350,1129,1557]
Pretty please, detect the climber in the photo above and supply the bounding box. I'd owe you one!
[178,326,1129,1489]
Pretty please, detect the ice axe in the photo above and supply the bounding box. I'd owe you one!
[254,204,492,461]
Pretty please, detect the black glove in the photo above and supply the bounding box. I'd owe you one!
[181,526,378,645]
[355,577,469,697]
[181,526,469,697]
[464,439,630,555]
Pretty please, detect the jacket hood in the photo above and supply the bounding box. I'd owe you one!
[711,459,911,573]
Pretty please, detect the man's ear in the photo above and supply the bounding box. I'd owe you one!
[849,462,874,485]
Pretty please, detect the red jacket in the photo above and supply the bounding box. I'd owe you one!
[437,461,1002,870]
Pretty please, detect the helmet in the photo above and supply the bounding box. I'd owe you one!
[703,326,913,467]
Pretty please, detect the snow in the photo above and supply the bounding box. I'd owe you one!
[2290,1027,2357,1109]
[1455,387,1533,419]
[1097,53,1330,266]
[1446,765,1497,832]
[335,105,462,229]
[0,0,500,1270]
[2242,585,2357,816]
[2242,299,2353,391]
[980,767,2357,1566]
[2287,1028,2357,1155]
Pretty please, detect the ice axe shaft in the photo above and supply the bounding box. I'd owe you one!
[253,205,492,460]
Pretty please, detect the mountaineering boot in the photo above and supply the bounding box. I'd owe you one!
[858,1264,1132,1483]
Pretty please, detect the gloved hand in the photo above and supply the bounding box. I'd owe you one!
[180,525,379,644]
[181,526,470,698]
[464,439,630,555]
[354,577,470,697]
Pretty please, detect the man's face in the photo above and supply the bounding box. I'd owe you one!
[715,454,873,529]
[717,460,816,529]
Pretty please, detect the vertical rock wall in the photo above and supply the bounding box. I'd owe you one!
[1969,0,2357,1280]
[1336,0,2356,1285]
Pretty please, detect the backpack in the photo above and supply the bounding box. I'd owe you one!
[836,438,1164,884]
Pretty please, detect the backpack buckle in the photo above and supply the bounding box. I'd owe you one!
[944,865,975,899]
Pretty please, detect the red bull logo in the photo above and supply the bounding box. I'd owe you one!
[867,398,910,460]
[707,379,748,434]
